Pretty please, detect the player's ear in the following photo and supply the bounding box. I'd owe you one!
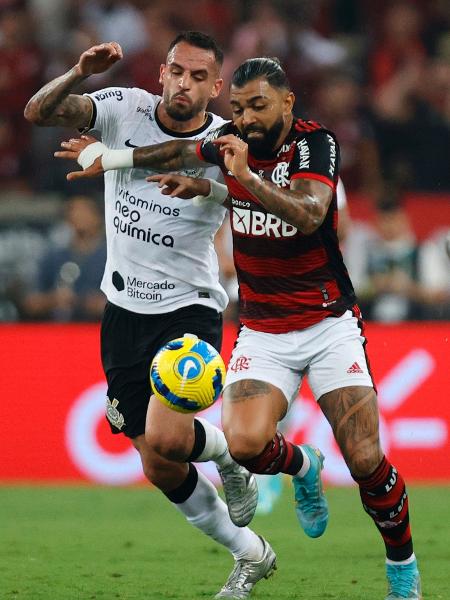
[159,64,166,86]
[210,78,224,100]
[283,91,295,116]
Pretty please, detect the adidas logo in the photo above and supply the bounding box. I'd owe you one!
[347,362,364,374]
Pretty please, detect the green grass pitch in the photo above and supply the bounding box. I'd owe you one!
[1,483,449,599]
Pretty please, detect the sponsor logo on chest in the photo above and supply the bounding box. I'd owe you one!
[231,205,297,238]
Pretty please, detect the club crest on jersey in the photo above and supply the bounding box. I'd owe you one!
[106,397,125,430]
[271,162,290,187]
[232,207,297,238]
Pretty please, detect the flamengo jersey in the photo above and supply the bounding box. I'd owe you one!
[85,87,228,314]
[197,118,357,333]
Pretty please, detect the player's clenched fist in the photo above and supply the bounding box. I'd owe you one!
[75,42,123,77]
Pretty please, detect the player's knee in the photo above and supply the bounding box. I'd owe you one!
[145,429,191,462]
[347,444,383,479]
[225,429,268,462]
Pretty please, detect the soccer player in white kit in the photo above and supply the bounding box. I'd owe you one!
[25,34,277,598]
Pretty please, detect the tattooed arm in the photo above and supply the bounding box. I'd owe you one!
[214,134,333,235]
[24,42,123,128]
[54,136,206,181]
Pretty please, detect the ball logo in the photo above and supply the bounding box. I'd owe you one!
[176,355,204,381]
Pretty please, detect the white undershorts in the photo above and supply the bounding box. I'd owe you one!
[225,310,374,406]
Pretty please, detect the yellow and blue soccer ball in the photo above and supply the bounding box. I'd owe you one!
[150,335,226,413]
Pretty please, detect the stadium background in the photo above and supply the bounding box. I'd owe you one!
[1,2,449,598]
[0,0,449,485]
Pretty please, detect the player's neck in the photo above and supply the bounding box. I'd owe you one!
[156,103,208,134]
[273,114,294,151]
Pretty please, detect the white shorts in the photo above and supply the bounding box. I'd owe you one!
[225,310,374,406]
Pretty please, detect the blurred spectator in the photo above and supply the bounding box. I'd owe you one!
[124,4,177,92]
[212,0,288,117]
[372,56,450,191]
[418,227,450,319]
[0,210,49,321]
[0,4,44,191]
[275,0,350,105]
[76,0,148,54]
[22,196,106,321]
[358,196,427,322]
[369,2,427,93]
[309,70,384,201]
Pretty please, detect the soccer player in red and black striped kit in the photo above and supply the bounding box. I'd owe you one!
[56,57,422,600]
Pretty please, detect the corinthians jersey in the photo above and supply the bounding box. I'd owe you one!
[196,118,357,333]
[85,87,228,314]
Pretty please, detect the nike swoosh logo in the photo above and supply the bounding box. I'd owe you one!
[182,360,197,380]
[124,139,138,148]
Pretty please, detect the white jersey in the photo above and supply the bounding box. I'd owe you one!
[86,87,228,314]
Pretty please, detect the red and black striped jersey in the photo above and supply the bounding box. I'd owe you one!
[196,118,357,333]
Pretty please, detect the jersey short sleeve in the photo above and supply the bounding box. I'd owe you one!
[290,130,339,189]
[196,122,232,166]
[84,87,159,146]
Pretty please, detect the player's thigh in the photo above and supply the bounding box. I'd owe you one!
[223,326,300,454]
[222,379,288,457]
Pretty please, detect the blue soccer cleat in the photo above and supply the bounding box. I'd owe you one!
[292,444,328,538]
[385,558,422,599]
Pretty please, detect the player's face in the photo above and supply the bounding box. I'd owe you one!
[230,78,294,158]
[160,42,223,122]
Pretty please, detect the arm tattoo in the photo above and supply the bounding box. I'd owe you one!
[133,140,205,171]
[25,67,91,128]
[243,173,330,235]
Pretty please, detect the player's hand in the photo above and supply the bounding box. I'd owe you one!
[213,135,251,182]
[75,42,123,76]
[147,174,211,199]
[54,135,105,180]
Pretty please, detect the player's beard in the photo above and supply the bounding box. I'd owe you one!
[242,117,285,159]
[164,92,205,122]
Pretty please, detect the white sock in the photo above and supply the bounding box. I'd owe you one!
[174,469,263,561]
[194,417,233,469]
[296,446,311,478]
[386,553,416,566]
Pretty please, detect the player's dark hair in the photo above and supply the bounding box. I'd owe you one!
[168,31,224,66]
[231,57,290,89]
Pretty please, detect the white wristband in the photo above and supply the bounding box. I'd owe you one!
[101,148,134,171]
[192,178,229,207]
[77,141,107,170]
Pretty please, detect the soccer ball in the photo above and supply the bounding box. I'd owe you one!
[150,334,226,413]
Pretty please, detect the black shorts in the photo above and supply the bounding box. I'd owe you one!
[101,302,223,438]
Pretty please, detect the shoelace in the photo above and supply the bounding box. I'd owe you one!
[224,560,254,592]
[387,564,417,596]
[221,469,247,497]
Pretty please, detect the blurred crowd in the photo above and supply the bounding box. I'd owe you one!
[0,0,449,322]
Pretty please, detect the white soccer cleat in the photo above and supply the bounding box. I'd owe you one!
[218,462,258,527]
[214,537,277,599]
